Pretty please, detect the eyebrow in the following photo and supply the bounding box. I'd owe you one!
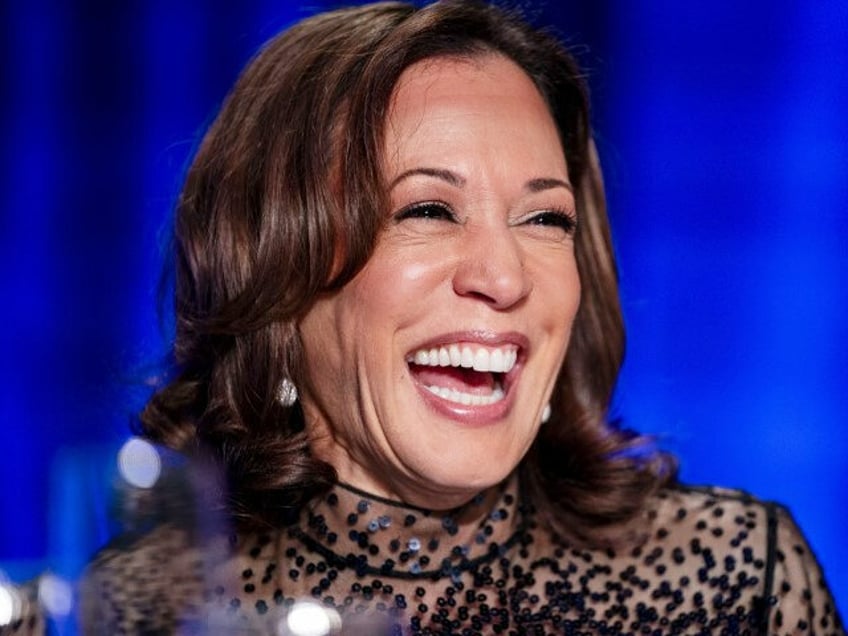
[390,168,573,194]
[525,177,573,194]
[390,167,465,189]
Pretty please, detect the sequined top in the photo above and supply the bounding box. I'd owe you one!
[75,477,842,635]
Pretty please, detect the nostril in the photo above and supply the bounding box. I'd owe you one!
[460,289,502,304]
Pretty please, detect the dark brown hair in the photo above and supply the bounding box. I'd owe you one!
[141,0,676,545]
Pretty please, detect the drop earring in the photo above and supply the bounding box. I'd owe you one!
[541,403,551,424]
[277,378,298,407]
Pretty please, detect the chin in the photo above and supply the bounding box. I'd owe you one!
[402,450,519,506]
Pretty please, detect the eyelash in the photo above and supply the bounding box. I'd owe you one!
[525,209,578,235]
[394,201,456,222]
[394,201,577,234]
[395,201,456,221]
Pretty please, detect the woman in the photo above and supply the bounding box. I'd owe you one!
[79,1,842,634]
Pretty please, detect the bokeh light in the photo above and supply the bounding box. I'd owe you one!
[117,437,162,489]
[0,582,21,627]
[283,600,341,636]
[37,573,73,618]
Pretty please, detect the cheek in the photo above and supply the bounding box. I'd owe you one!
[531,252,581,322]
[562,278,582,339]
[565,272,582,321]
[350,247,450,322]
[298,299,345,389]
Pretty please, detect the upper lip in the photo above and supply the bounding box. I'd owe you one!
[405,330,529,354]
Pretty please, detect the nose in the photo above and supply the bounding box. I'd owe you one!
[452,223,532,309]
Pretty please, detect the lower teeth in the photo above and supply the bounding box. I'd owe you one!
[425,385,505,406]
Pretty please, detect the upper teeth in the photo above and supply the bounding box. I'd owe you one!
[407,345,518,373]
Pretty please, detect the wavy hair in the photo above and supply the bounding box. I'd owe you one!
[141,0,676,546]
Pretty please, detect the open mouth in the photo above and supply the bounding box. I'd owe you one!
[406,343,519,407]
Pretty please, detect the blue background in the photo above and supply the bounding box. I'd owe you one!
[1,0,845,616]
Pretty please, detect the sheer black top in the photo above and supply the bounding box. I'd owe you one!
[73,477,842,635]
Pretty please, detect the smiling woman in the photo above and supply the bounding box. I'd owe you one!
[300,55,581,509]
[72,1,842,635]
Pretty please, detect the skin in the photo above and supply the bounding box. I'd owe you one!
[298,54,581,510]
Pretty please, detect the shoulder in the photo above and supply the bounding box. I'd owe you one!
[644,483,776,572]
[651,483,774,538]
[647,484,843,635]
[79,523,213,633]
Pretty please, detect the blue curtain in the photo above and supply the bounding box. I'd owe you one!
[1,0,845,612]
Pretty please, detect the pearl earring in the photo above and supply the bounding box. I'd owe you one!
[541,403,551,424]
[277,378,298,407]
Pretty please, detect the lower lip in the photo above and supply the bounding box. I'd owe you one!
[412,376,516,427]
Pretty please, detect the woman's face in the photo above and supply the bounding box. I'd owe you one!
[299,54,580,508]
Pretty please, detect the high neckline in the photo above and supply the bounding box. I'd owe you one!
[288,474,525,580]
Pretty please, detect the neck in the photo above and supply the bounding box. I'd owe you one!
[291,473,524,578]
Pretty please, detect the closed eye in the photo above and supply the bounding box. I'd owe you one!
[394,201,457,223]
[524,210,577,235]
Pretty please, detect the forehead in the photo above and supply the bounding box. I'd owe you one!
[388,53,551,124]
[383,53,567,178]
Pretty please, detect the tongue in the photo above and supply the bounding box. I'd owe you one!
[410,364,496,395]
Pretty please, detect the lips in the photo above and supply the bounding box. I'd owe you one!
[405,334,526,421]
